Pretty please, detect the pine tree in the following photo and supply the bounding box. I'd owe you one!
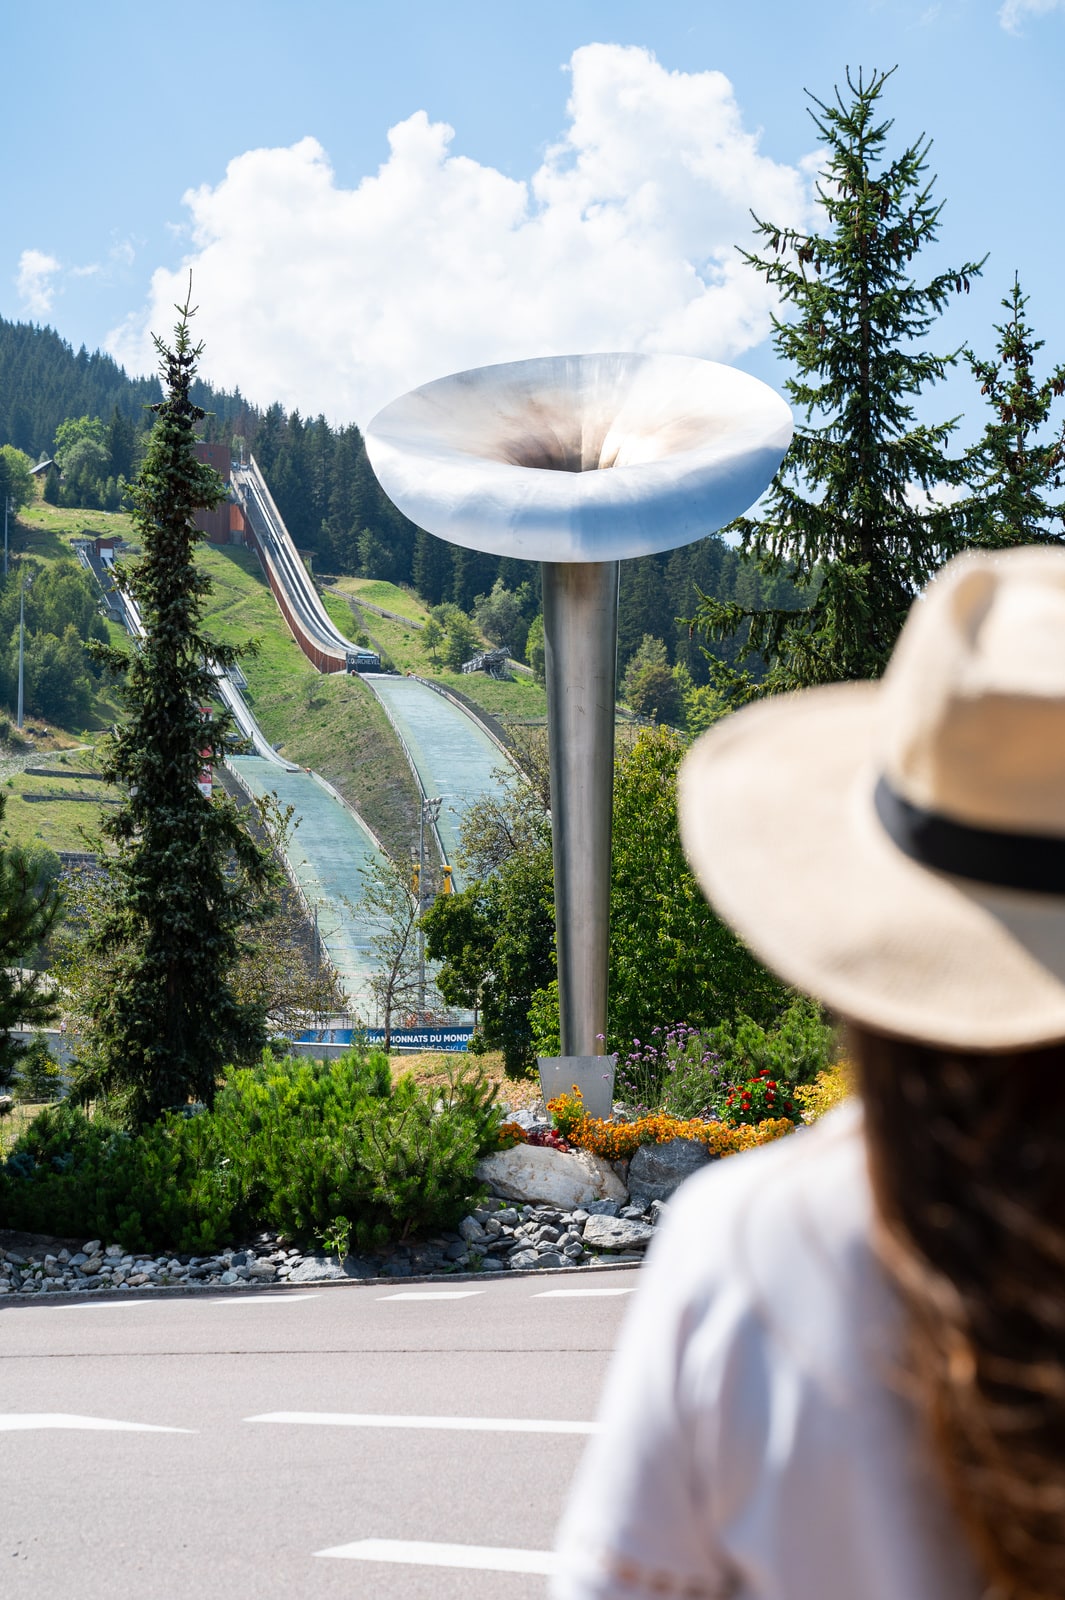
[0,800,62,1094]
[959,276,1065,547]
[80,291,274,1128]
[692,67,984,695]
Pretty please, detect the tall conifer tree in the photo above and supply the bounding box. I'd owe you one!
[81,291,273,1127]
[959,276,1065,547]
[0,798,62,1093]
[693,67,984,695]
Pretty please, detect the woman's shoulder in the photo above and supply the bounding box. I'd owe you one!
[644,1101,882,1381]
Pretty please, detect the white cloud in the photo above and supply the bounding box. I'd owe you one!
[106,44,813,425]
[905,480,965,513]
[999,0,1065,32]
[16,249,61,317]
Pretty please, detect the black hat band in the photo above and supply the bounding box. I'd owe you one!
[874,776,1065,895]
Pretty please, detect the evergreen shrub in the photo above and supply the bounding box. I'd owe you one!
[0,1048,502,1254]
[14,1035,62,1104]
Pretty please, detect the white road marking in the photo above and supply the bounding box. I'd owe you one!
[377,1290,484,1300]
[44,1300,152,1309]
[533,1286,637,1298]
[246,1411,598,1435]
[209,1294,321,1304]
[315,1538,560,1575]
[0,1413,194,1433]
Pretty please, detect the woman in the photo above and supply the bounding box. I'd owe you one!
[553,547,1065,1600]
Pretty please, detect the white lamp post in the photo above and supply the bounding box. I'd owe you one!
[16,565,31,729]
[366,353,791,1089]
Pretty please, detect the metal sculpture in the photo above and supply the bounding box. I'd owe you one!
[366,353,791,1060]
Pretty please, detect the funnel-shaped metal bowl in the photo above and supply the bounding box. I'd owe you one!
[364,352,792,564]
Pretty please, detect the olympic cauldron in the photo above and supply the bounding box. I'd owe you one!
[365,353,792,1089]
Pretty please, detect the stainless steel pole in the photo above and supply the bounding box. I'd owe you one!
[542,559,620,1057]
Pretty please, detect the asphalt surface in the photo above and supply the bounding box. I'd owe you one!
[0,1272,641,1599]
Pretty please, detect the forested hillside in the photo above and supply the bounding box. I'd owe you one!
[0,314,800,682]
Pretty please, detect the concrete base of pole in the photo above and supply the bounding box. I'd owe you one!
[538,1055,617,1122]
[541,559,619,1058]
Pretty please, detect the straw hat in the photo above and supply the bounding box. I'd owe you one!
[677,547,1065,1051]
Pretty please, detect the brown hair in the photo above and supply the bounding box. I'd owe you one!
[853,1025,1065,1599]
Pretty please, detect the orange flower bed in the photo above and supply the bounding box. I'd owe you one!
[544,1092,795,1162]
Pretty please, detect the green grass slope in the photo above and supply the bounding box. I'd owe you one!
[327,592,549,724]
[1,748,123,855]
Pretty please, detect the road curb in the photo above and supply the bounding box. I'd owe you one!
[0,1255,644,1307]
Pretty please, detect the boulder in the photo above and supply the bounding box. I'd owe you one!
[285,1254,374,1284]
[507,1249,539,1270]
[582,1215,655,1253]
[476,1143,627,1208]
[626,1138,710,1204]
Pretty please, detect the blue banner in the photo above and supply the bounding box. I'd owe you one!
[295,1026,474,1052]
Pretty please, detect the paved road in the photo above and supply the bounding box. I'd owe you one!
[0,1271,640,1599]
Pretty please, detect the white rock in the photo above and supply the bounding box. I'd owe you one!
[476,1144,627,1208]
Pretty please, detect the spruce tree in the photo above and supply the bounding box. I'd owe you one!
[693,67,984,695]
[0,800,62,1094]
[81,291,273,1127]
[958,276,1065,547]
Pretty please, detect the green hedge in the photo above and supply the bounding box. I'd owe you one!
[0,1049,501,1255]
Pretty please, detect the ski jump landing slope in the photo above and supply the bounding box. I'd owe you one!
[230,455,514,886]
[365,676,507,884]
[226,758,388,1021]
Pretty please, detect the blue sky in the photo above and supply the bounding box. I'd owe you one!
[3,1,1063,441]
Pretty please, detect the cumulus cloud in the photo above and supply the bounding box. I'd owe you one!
[16,250,61,317]
[999,0,1065,31]
[107,44,813,424]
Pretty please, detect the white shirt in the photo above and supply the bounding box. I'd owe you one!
[552,1102,981,1600]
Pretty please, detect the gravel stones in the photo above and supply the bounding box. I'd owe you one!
[0,1181,667,1298]
[582,1214,656,1252]
[286,1255,373,1284]
[627,1137,711,1203]
[507,1250,539,1270]
[532,1251,567,1269]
